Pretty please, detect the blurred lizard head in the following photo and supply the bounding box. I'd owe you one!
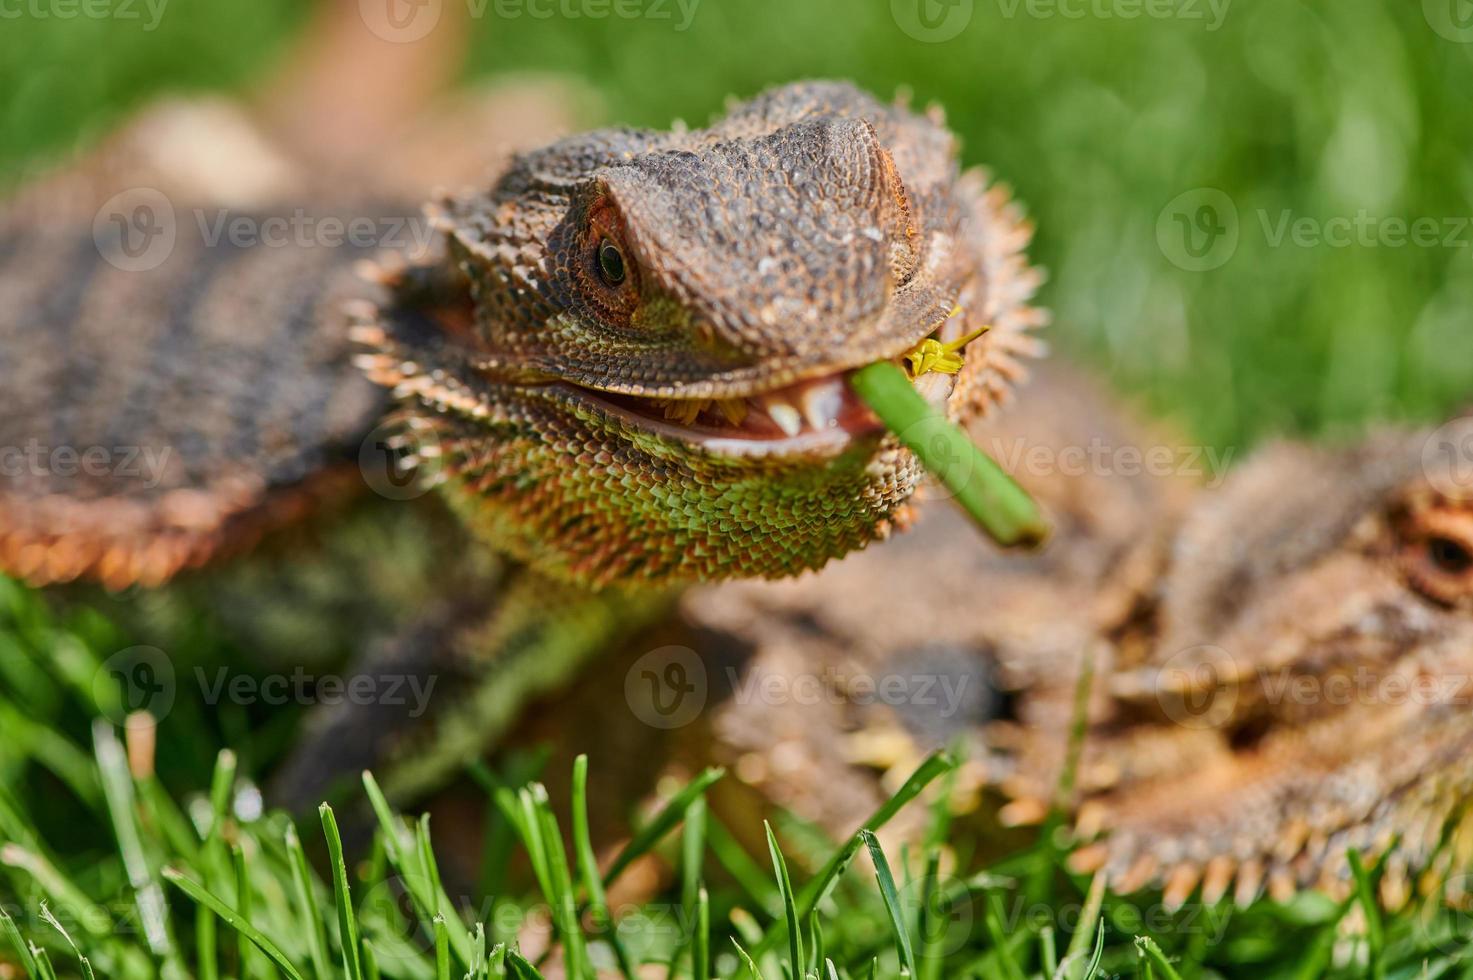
[1148,421,1473,686]
[362,81,1044,587]
[1002,414,1473,907]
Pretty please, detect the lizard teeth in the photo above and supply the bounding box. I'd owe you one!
[799,380,844,430]
[764,399,804,438]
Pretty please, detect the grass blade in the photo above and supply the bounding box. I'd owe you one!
[320,803,366,980]
[794,753,955,916]
[1134,937,1184,980]
[848,359,1046,547]
[361,772,473,967]
[732,938,766,979]
[570,756,635,979]
[92,721,176,961]
[0,904,41,978]
[161,867,306,980]
[1348,849,1386,980]
[766,822,806,979]
[285,823,333,980]
[693,886,711,980]
[603,767,724,887]
[860,831,915,978]
[38,903,95,980]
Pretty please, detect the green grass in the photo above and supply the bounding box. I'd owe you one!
[5,581,1473,978]
[3,0,1471,449]
[3,2,1473,976]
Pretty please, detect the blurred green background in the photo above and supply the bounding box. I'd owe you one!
[2,0,1470,448]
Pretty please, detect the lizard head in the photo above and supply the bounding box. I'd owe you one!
[1014,416,1473,906]
[360,82,1044,588]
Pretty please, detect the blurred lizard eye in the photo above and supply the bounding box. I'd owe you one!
[1396,500,1473,606]
[597,238,626,286]
[1429,536,1472,576]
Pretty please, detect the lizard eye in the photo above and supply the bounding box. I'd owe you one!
[597,238,626,286]
[1395,499,1473,606]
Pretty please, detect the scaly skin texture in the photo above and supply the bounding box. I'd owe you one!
[0,78,1045,806]
[353,80,1044,588]
[1,81,1043,594]
[677,368,1473,909]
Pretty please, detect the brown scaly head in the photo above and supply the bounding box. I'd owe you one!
[1002,416,1473,909]
[354,80,1045,588]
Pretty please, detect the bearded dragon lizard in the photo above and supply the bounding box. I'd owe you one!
[0,68,1046,805]
[670,365,1473,909]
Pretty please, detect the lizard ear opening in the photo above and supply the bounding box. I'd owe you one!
[1393,495,1473,607]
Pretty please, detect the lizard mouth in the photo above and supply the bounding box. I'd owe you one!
[553,366,958,458]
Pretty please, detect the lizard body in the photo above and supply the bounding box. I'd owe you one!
[0,77,1046,803]
[674,368,1473,908]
